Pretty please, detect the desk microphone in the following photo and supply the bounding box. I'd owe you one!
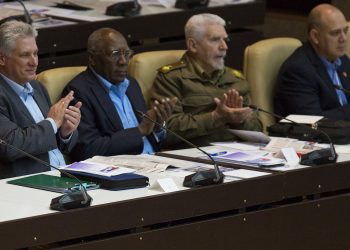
[16,0,33,24]
[249,105,337,166]
[136,110,224,187]
[0,0,33,25]
[0,139,92,211]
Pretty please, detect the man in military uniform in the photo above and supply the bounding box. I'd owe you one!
[151,13,262,148]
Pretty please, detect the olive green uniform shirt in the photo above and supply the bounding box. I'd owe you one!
[151,52,262,148]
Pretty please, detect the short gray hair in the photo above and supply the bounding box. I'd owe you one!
[0,20,37,55]
[185,13,226,40]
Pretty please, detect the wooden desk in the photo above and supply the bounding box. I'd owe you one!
[36,1,265,72]
[1,156,350,249]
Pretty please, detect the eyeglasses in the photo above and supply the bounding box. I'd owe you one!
[89,49,134,61]
[110,49,134,61]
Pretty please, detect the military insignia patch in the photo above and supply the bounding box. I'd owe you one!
[232,69,245,79]
[158,61,186,73]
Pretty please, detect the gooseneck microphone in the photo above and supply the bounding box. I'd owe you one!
[0,0,33,25]
[16,0,33,24]
[0,139,92,211]
[136,110,224,187]
[249,105,337,166]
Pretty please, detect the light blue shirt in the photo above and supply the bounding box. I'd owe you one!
[91,69,160,154]
[1,74,66,167]
[319,56,348,106]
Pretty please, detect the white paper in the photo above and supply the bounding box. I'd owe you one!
[61,161,135,177]
[228,129,271,144]
[209,0,254,6]
[211,142,261,151]
[213,151,285,167]
[150,178,179,192]
[280,114,323,124]
[85,154,208,174]
[139,0,176,8]
[281,148,300,166]
[264,137,321,154]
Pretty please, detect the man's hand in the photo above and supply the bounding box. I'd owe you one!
[153,97,177,130]
[212,89,253,125]
[225,89,243,108]
[138,97,177,136]
[60,101,82,138]
[48,91,75,128]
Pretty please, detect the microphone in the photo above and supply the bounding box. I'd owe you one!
[249,105,337,166]
[0,139,92,211]
[136,110,224,188]
[0,0,33,25]
[16,0,33,24]
[105,0,141,17]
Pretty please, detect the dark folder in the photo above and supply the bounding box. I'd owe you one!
[7,174,98,193]
[62,171,149,190]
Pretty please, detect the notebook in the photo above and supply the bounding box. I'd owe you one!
[7,174,99,193]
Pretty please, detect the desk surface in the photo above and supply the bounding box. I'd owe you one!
[2,148,350,249]
[0,166,284,249]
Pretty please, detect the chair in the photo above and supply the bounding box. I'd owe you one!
[128,50,186,105]
[346,22,350,57]
[36,66,86,104]
[243,37,302,131]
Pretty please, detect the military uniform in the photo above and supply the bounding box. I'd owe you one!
[151,52,262,148]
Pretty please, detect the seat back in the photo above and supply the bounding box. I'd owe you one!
[37,66,86,104]
[243,37,302,131]
[128,50,186,105]
[347,22,350,57]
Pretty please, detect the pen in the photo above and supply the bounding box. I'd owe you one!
[210,151,227,157]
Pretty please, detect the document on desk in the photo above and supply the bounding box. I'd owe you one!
[210,0,254,6]
[263,137,321,154]
[210,151,285,167]
[84,154,208,175]
[227,129,271,144]
[211,142,261,151]
[139,0,176,8]
[280,114,323,124]
[61,161,135,177]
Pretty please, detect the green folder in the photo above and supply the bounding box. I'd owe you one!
[7,174,98,193]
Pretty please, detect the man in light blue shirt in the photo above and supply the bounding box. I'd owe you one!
[63,28,177,161]
[0,20,81,179]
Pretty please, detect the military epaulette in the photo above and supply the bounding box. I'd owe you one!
[158,60,186,73]
[229,68,245,80]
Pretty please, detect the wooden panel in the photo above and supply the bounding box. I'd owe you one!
[1,173,283,249]
[53,194,350,250]
[36,1,265,71]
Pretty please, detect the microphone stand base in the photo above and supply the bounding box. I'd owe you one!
[300,148,337,166]
[183,170,224,188]
[50,191,92,211]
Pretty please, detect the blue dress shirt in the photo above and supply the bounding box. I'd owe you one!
[320,56,348,106]
[91,69,162,154]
